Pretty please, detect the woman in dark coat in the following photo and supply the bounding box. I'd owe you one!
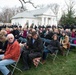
[42,34,61,63]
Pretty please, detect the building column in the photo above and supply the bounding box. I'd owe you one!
[48,18,51,25]
[51,18,53,26]
[41,17,44,26]
[45,17,48,26]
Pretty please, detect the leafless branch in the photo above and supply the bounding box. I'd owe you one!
[19,0,24,9]
[19,0,37,9]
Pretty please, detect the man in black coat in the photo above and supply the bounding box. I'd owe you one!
[22,31,43,70]
[11,26,19,39]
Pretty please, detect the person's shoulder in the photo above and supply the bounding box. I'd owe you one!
[14,40,20,45]
[36,37,42,42]
[14,41,20,48]
[38,37,42,41]
[65,35,69,38]
[57,40,60,43]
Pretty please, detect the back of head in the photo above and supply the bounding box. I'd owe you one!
[0,31,7,42]
[1,29,7,36]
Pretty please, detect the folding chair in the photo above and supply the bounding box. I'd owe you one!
[52,50,59,62]
[10,53,22,75]
[41,38,59,62]
[45,48,59,62]
[66,48,70,56]
[65,42,70,56]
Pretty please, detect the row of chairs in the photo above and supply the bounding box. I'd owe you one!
[42,37,76,57]
[41,38,70,60]
[10,37,76,75]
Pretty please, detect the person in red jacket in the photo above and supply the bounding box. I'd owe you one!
[0,34,20,75]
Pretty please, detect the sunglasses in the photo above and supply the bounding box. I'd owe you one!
[8,38,13,40]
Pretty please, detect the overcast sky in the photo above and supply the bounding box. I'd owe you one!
[0,0,76,11]
[0,0,70,9]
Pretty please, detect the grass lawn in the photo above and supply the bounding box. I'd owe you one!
[2,50,76,75]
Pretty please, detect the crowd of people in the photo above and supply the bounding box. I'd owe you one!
[0,25,76,75]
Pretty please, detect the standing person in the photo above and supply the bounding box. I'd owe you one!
[0,34,20,75]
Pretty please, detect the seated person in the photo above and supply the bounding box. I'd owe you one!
[42,34,61,63]
[0,32,8,54]
[19,33,32,53]
[22,31,43,70]
[60,31,66,43]
[71,29,76,38]
[61,36,69,49]
[60,31,70,55]
[0,34,20,75]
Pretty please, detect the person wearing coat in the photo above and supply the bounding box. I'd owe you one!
[0,34,20,75]
[22,31,43,70]
[11,26,19,39]
[60,31,70,55]
[42,34,61,63]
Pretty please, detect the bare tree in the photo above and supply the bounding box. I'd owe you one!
[64,0,75,16]
[47,4,59,15]
[0,6,27,23]
[19,0,37,9]
[60,0,76,25]
[0,8,13,23]
[47,3,60,25]
[36,4,45,9]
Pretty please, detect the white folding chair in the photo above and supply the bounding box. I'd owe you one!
[10,53,22,75]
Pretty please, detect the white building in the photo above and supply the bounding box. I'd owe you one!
[11,7,57,28]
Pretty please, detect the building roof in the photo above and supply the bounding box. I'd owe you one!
[12,7,56,19]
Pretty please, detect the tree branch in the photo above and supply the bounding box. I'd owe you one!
[19,0,37,9]
[19,0,24,9]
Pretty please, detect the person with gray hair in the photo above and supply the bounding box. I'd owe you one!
[0,34,20,75]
